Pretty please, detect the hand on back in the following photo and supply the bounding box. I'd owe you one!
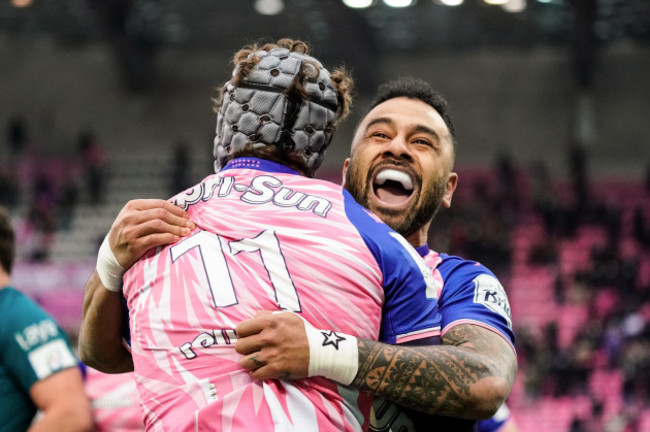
[108,199,195,269]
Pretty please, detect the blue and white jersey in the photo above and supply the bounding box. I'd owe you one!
[478,403,513,432]
[427,249,514,349]
[370,246,515,432]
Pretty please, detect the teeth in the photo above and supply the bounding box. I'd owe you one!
[375,169,413,190]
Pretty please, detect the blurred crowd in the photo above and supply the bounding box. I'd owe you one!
[1,116,200,263]
[430,146,650,431]
[1,116,107,261]
[3,113,650,431]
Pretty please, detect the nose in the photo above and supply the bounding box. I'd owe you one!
[382,136,412,160]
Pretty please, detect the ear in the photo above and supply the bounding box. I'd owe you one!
[341,158,351,187]
[442,172,458,208]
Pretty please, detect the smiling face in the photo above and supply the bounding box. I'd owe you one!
[344,97,458,246]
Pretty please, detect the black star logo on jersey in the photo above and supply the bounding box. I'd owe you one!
[321,330,346,350]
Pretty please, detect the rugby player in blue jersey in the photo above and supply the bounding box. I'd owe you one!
[236,77,518,432]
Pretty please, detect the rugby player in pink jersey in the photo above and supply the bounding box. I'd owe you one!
[81,364,143,432]
[79,40,443,432]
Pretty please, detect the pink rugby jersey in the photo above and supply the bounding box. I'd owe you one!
[122,157,441,432]
[83,366,144,432]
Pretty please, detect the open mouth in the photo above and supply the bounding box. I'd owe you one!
[372,167,416,207]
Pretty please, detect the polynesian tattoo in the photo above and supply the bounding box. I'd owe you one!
[352,324,516,417]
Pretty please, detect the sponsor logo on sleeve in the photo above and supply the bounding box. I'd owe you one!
[28,339,77,379]
[472,274,512,328]
[14,319,59,351]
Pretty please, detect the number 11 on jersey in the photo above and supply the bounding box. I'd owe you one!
[169,230,302,312]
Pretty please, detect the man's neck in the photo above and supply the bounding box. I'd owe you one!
[0,269,11,289]
[403,221,431,248]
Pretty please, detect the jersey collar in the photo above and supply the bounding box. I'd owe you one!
[221,157,300,176]
[415,244,430,258]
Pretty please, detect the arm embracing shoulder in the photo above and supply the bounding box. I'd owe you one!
[353,323,516,420]
[79,199,193,372]
[78,270,133,373]
[353,256,517,420]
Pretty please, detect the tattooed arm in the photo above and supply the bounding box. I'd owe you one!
[353,324,517,419]
[236,313,516,420]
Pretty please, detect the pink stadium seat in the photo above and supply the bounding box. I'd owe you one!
[592,288,620,321]
[589,369,625,418]
[577,226,608,249]
[638,409,650,431]
[557,303,589,348]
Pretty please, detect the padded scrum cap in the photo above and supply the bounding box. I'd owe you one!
[213,47,340,176]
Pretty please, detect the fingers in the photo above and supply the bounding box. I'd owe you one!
[131,233,185,253]
[109,199,196,268]
[124,217,192,242]
[245,361,291,381]
[235,310,311,380]
[118,201,195,232]
[248,366,278,380]
[239,350,294,380]
[234,332,266,357]
[132,199,188,218]
[236,310,274,338]
[239,344,308,380]
[235,315,274,357]
[240,351,266,371]
[137,199,187,217]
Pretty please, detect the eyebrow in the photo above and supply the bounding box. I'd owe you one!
[364,117,394,131]
[412,124,441,142]
[365,117,441,142]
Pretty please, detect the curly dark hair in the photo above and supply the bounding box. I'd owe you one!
[214,38,353,126]
[212,38,355,175]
